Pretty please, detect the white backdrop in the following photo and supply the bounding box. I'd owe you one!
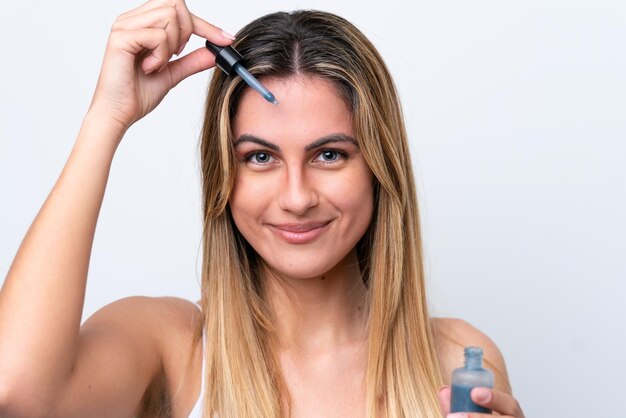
[1,0,624,416]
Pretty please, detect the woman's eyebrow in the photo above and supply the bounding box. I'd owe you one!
[305,134,359,151]
[233,133,358,151]
[233,134,280,151]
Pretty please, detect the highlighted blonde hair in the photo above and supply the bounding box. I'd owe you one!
[194,10,443,417]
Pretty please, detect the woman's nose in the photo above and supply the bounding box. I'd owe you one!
[277,167,319,216]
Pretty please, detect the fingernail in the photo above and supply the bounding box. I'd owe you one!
[221,30,236,40]
[176,41,187,56]
[447,414,468,418]
[438,385,449,394]
[472,387,491,403]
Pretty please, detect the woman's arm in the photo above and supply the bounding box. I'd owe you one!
[0,111,126,416]
[0,1,232,416]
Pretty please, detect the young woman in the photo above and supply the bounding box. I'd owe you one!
[0,1,525,417]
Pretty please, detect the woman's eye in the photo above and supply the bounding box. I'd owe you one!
[315,150,344,163]
[322,150,338,161]
[246,152,274,164]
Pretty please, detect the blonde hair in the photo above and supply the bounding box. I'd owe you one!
[193,10,443,417]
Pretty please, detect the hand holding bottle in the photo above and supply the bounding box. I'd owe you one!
[437,346,525,418]
[438,386,525,418]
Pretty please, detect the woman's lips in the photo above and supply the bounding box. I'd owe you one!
[268,221,332,244]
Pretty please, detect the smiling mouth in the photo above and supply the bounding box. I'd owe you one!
[268,220,333,244]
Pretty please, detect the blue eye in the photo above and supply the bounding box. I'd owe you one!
[321,150,338,161]
[246,152,274,164]
[315,149,346,163]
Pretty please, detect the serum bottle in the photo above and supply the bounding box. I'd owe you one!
[450,346,494,413]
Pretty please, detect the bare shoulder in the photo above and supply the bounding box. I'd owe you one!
[79,295,201,374]
[430,317,512,394]
[57,296,203,418]
[81,295,200,348]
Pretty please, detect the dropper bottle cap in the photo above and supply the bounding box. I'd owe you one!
[204,41,244,76]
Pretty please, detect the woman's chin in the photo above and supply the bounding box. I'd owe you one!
[258,248,359,282]
[264,263,335,281]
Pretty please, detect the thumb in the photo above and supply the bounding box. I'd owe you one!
[166,46,219,87]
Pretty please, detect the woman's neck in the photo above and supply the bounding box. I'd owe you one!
[262,250,368,355]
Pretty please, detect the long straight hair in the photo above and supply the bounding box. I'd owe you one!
[194,10,443,417]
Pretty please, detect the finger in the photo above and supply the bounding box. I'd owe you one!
[117,0,176,20]
[172,1,194,55]
[166,45,218,86]
[108,27,171,74]
[438,386,451,415]
[120,0,235,49]
[113,6,180,62]
[119,0,193,56]
[191,13,235,45]
[471,387,524,417]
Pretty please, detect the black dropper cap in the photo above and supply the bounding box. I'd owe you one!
[205,40,244,76]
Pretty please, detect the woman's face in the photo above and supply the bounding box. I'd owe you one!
[230,76,374,279]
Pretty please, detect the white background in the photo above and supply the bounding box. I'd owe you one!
[1,0,624,416]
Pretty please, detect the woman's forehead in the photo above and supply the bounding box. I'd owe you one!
[232,76,353,145]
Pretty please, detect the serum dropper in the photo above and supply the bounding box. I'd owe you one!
[205,40,279,106]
